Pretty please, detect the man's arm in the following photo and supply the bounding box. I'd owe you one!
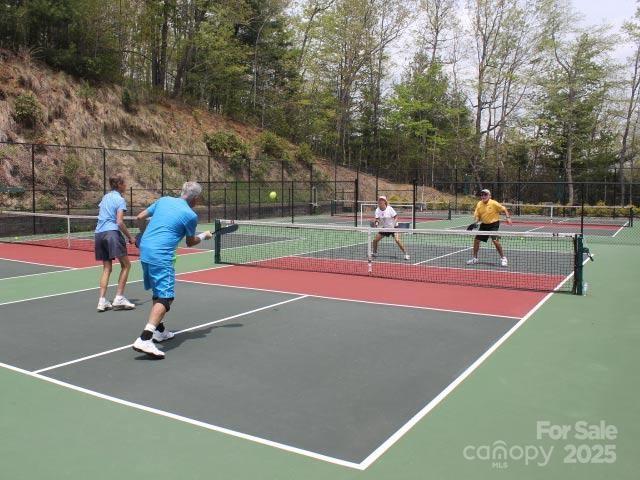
[501,205,512,224]
[185,216,212,247]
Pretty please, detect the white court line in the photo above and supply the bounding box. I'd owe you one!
[0,256,77,270]
[0,359,361,470]
[611,223,628,237]
[412,247,472,266]
[0,280,142,308]
[33,295,307,374]
[176,277,521,320]
[358,256,590,469]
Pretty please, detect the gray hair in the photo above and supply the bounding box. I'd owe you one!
[181,181,202,201]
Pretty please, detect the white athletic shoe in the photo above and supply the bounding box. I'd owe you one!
[112,296,135,310]
[500,257,508,267]
[404,254,410,261]
[132,338,165,359]
[371,252,378,258]
[153,329,175,342]
[466,257,479,265]
[97,300,112,312]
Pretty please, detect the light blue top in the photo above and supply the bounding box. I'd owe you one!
[95,190,127,233]
[140,197,198,267]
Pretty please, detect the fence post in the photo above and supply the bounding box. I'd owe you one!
[290,181,295,223]
[309,164,314,215]
[130,186,134,216]
[247,157,251,220]
[234,180,238,220]
[207,156,211,223]
[102,148,107,194]
[354,178,359,227]
[224,187,227,219]
[412,177,417,229]
[30,144,36,232]
[160,152,165,196]
[580,188,585,236]
[258,187,261,218]
[66,182,70,215]
[281,160,285,218]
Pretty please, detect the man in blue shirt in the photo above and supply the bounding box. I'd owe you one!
[132,181,212,359]
[94,174,135,312]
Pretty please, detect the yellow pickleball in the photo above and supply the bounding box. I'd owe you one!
[269,191,277,200]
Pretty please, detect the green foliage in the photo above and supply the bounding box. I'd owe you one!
[13,93,42,128]
[63,154,81,187]
[296,142,314,166]
[37,194,56,211]
[121,88,137,113]
[204,131,250,174]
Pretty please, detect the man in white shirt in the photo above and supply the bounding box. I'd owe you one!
[371,196,410,260]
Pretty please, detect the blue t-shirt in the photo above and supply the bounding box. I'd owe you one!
[95,190,127,233]
[140,197,198,266]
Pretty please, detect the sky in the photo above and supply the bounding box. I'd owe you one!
[576,0,637,61]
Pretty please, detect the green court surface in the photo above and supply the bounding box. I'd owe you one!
[0,238,638,479]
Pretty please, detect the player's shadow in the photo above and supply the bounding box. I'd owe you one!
[133,323,243,360]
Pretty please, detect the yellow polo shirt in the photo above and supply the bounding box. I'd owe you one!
[474,199,506,224]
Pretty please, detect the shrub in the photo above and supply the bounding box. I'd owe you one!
[13,93,42,128]
[122,88,137,113]
[63,154,82,188]
[296,142,314,166]
[204,131,249,158]
[37,194,56,211]
[258,131,292,170]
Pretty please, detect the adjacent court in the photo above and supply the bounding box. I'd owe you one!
[0,209,637,480]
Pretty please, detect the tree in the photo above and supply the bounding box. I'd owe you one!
[619,5,640,203]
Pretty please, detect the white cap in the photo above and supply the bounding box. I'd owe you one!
[480,189,491,195]
[378,195,387,202]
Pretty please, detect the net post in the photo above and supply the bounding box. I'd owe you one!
[213,219,221,264]
[354,178,359,227]
[628,206,633,228]
[574,234,584,295]
[447,200,452,220]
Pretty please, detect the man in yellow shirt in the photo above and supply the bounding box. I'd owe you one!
[466,189,512,266]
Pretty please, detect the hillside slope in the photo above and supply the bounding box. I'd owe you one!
[0,50,444,209]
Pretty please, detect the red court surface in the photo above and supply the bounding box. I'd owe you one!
[178,265,551,318]
[0,243,199,268]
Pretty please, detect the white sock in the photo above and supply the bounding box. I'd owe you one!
[144,323,157,333]
[114,295,124,301]
[99,297,107,303]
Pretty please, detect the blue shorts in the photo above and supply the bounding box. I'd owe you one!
[141,262,175,299]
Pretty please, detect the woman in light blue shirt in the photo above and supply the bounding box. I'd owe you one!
[94,174,135,312]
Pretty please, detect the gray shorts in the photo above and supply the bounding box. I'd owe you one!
[95,230,127,261]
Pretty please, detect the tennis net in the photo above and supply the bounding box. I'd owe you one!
[214,220,586,294]
[0,210,139,255]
